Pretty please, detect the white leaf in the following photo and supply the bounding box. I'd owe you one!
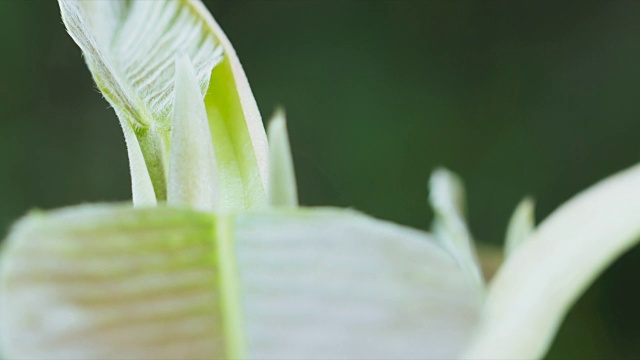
[167,55,218,211]
[463,163,640,359]
[59,0,223,202]
[504,197,535,256]
[58,0,222,130]
[429,168,484,287]
[235,208,483,359]
[1,204,483,360]
[122,123,157,207]
[267,111,299,207]
[58,0,270,210]
[0,205,225,360]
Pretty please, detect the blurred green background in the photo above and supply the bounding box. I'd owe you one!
[1,1,639,358]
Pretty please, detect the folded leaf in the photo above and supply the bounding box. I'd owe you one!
[235,208,483,359]
[463,163,640,359]
[59,0,268,209]
[197,2,269,211]
[429,168,484,287]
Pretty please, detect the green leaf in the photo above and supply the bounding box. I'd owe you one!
[201,38,268,212]
[504,197,535,256]
[58,0,268,209]
[429,168,484,287]
[463,163,640,359]
[266,110,299,208]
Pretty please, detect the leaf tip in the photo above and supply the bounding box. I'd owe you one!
[505,196,536,256]
[168,54,219,211]
[267,110,299,208]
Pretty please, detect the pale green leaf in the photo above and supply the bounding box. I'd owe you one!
[200,21,269,211]
[121,123,157,207]
[58,0,268,210]
[235,208,483,359]
[0,205,483,359]
[429,168,484,287]
[0,205,227,359]
[267,111,299,207]
[463,163,640,360]
[167,55,218,211]
[504,197,535,256]
[58,0,221,201]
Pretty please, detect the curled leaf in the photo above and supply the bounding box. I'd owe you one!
[59,0,268,209]
[200,15,268,211]
[464,163,640,359]
[59,0,223,201]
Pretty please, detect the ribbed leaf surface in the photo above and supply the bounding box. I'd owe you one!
[0,205,224,360]
[236,208,483,359]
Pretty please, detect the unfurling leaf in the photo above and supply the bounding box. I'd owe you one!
[59,0,268,210]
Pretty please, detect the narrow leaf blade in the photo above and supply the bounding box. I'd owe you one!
[168,55,218,211]
[267,111,299,207]
[429,168,484,287]
[504,197,535,256]
[122,124,157,207]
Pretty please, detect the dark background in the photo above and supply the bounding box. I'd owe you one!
[1,1,639,358]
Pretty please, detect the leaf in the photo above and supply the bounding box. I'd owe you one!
[0,205,226,359]
[121,123,157,207]
[266,110,299,207]
[0,205,483,359]
[235,208,483,359]
[429,168,484,287]
[463,163,640,360]
[200,13,269,211]
[504,197,535,256]
[167,55,218,211]
[58,0,268,209]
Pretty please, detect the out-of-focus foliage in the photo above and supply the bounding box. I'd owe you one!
[0,1,638,358]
